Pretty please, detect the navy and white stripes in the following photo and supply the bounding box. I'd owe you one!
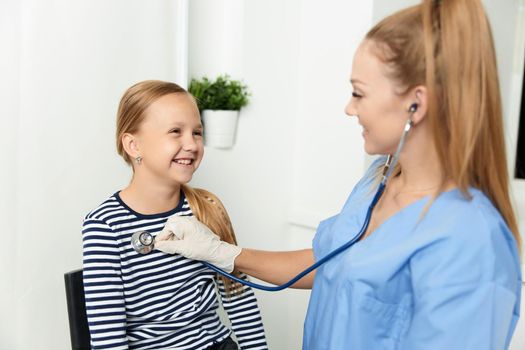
[82,192,267,350]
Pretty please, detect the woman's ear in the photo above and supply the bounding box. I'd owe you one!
[407,85,428,125]
[122,133,141,160]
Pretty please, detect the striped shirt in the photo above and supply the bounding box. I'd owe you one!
[82,191,268,350]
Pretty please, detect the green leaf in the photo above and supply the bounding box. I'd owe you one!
[188,74,250,111]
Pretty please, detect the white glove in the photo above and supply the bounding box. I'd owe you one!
[155,215,242,273]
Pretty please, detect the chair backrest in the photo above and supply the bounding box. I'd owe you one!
[64,269,91,350]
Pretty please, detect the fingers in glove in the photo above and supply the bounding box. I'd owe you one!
[166,215,197,239]
[154,239,185,255]
[156,227,177,241]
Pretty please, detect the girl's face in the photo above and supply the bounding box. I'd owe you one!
[345,40,413,155]
[136,93,204,185]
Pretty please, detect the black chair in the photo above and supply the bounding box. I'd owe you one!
[64,269,91,350]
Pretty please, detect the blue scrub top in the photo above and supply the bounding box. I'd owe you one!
[303,157,522,350]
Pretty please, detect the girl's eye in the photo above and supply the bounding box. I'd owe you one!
[170,128,181,134]
[352,92,363,99]
[193,130,203,136]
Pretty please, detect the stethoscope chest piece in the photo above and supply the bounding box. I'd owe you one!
[131,231,155,254]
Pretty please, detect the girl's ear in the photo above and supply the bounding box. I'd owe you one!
[122,133,141,160]
[407,85,428,125]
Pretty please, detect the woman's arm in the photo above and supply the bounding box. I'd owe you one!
[236,248,315,289]
[155,216,316,289]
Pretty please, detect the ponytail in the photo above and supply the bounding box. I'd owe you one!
[366,0,521,252]
[422,0,520,252]
[182,185,244,296]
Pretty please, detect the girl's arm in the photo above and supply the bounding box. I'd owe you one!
[235,248,316,289]
[82,216,129,349]
[216,274,268,349]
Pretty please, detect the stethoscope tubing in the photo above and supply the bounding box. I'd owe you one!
[203,182,386,291]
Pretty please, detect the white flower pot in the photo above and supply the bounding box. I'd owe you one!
[202,110,240,148]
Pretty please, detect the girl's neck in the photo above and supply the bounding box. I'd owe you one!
[120,175,182,215]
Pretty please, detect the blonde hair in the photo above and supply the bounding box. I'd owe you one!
[116,80,188,165]
[182,186,244,296]
[366,0,521,252]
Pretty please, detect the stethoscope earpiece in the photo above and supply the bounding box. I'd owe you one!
[409,103,418,114]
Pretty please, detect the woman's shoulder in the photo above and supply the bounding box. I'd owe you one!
[431,188,506,232]
[414,188,521,290]
[423,188,518,256]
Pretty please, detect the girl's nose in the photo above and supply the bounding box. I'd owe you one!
[183,134,198,152]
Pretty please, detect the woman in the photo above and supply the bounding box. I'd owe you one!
[155,0,522,348]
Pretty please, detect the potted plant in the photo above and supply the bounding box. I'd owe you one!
[189,75,250,148]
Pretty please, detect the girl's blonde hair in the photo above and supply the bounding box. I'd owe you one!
[366,0,521,252]
[182,186,244,295]
[116,80,188,165]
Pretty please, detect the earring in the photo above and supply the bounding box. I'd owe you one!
[135,156,142,165]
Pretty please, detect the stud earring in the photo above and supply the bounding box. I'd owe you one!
[135,156,142,165]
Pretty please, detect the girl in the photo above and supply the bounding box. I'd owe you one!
[82,80,268,350]
[155,1,522,349]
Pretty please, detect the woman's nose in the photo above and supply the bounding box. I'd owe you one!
[345,99,357,117]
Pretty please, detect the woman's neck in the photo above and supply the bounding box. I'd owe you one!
[120,174,182,215]
[395,157,444,192]
[394,125,455,193]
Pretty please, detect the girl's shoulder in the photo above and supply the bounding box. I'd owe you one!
[83,192,122,222]
[84,190,191,224]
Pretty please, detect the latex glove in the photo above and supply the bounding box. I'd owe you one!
[155,215,241,273]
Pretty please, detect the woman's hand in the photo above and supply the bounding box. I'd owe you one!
[155,215,242,273]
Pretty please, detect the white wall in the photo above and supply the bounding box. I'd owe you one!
[0,1,20,348]
[189,0,372,348]
[0,0,188,348]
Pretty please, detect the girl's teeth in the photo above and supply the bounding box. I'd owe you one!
[174,159,191,165]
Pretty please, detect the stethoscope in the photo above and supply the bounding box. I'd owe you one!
[131,104,417,291]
